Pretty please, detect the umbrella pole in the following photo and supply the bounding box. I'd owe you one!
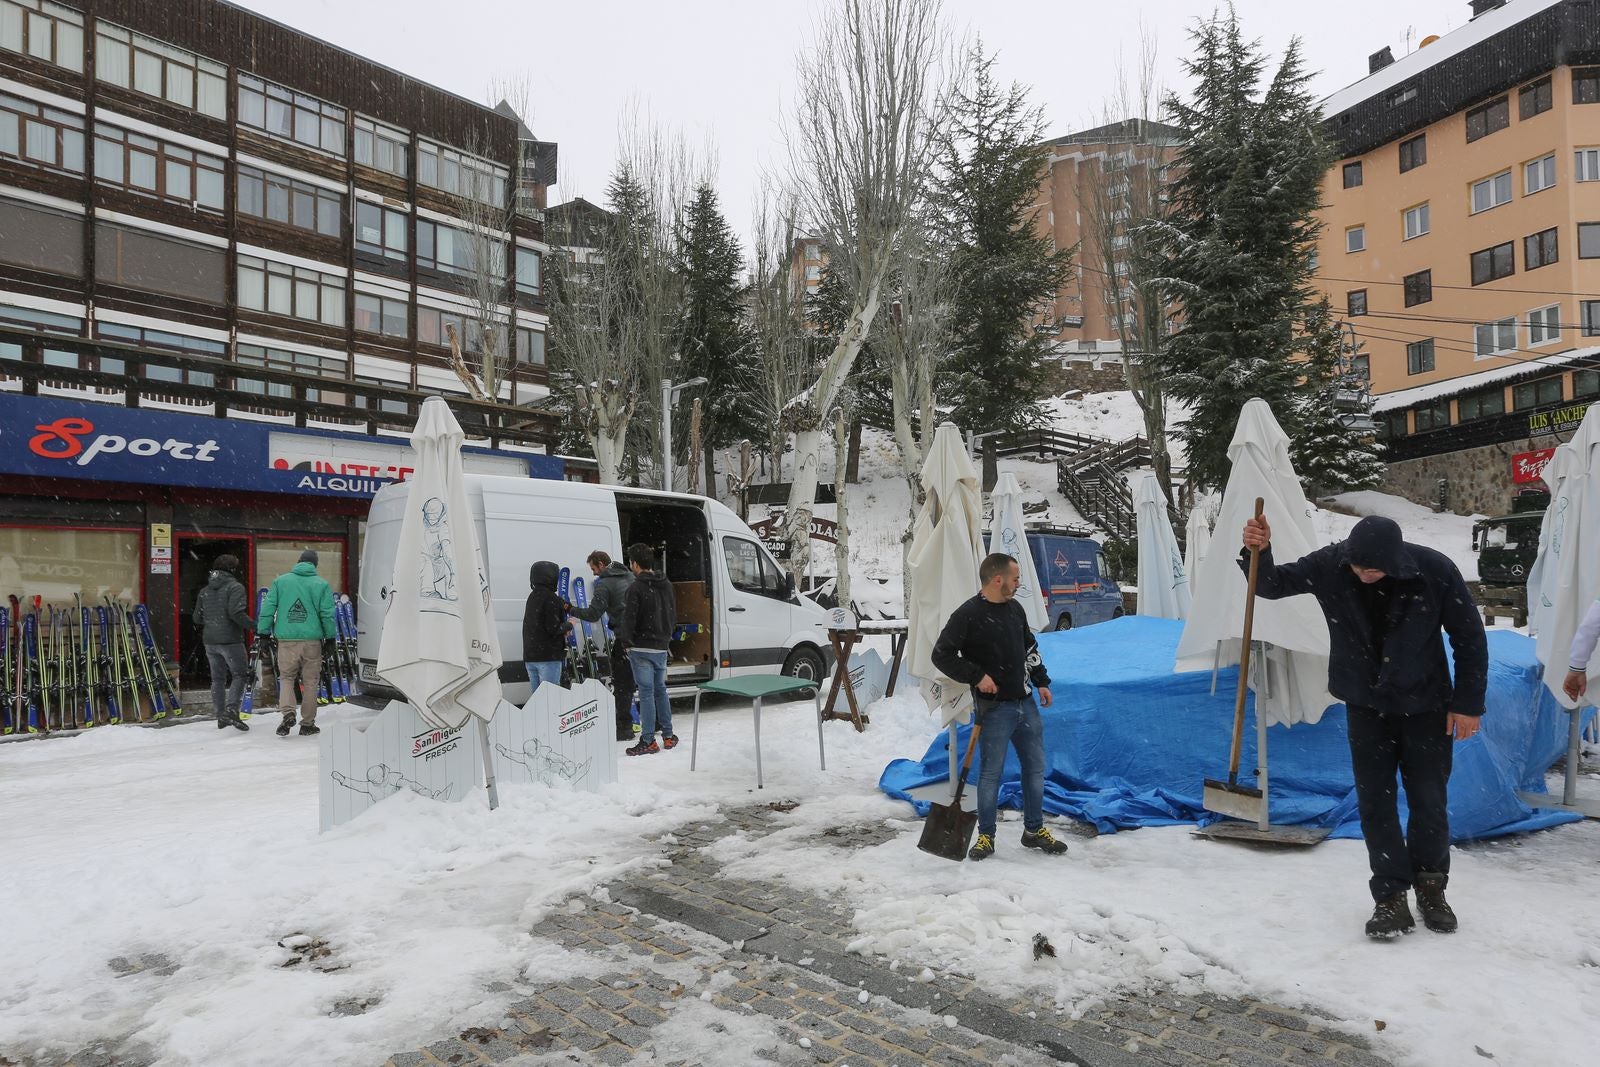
[1564,707,1580,808]
[478,717,500,811]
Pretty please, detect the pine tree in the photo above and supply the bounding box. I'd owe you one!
[1293,297,1384,495]
[931,47,1073,435]
[673,183,762,493]
[1154,12,1335,492]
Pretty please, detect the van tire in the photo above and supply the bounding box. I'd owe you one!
[1112,607,1125,619]
[1054,613,1073,631]
[781,646,825,685]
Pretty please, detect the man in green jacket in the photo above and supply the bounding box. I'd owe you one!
[258,549,337,737]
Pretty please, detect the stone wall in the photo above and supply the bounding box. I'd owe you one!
[1380,435,1544,517]
[1042,359,1128,397]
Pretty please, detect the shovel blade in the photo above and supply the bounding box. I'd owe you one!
[1203,778,1266,823]
[917,800,978,862]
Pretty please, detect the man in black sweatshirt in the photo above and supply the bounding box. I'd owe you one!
[618,543,678,756]
[569,549,637,741]
[932,552,1068,861]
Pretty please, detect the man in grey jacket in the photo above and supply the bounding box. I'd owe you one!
[568,550,636,741]
[193,553,253,731]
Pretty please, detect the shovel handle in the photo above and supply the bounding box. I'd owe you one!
[949,718,983,807]
[1230,498,1265,781]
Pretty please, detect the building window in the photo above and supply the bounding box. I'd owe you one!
[1345,226,1365,253]
[1406,338,1435,375]
[515,247,541,296]
[418,218,503,278]
[1574,67,1600,105]
[1581,222,1600,259]
[417,139,507,204]
[515,325,546,365]
[1475,317,1517,358]
[1465,96,1510,142]
[0,0,82,71]
[1388,85,1418,108]
[235,343,346,402]
[417,305,481,352]
[353,116,408,178]
[0,92,84,174]
[1458,389,1505,421]
[1528,305,1562,346]
[96,224,225,303]
[1342,162,1363,189]
[0,527,138,607]
[1524,227,1559,270]
[1585,301,1600,337]
[355,201,408,260]
[93,125,224,211]
[1514,377,1563,410]
[1579,148,1600,183]
[1575,370,1600,399]
[237,74,346,157]
[95,322,220,387]
[1398,134,1426,173]
[354,291,408,338]
[1470,170,1512,213]
[236,164,343,238]
[1524,153,1557,195]
[1346,289,1367,316]
[95,23,226,119]
[1403,269,1432,307]
[1414,401,1450,432]
[0,195,83,277]
[1519,76,1553,119]
[236,255,345,327]
[1403,202,1429,240]
[1379,411,1409,440]
[1470,241,1515,285]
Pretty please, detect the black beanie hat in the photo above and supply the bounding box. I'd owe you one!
[299,548,319,566]
[1343,516,1404,572]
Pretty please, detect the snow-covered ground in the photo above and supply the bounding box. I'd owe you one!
[1,390,1577,1067]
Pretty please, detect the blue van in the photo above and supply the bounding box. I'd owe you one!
[1027,530,1125,631]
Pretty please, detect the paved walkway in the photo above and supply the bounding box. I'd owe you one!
[377,805,1392,1067]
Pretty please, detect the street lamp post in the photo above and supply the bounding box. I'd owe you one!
[661,375,709,492]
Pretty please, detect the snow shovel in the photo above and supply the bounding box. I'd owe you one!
[1203,497,1268,826]
[918,719,982,861]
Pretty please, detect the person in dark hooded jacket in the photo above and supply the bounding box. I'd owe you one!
[569,549,637,741]
[522,560,570,696]
[1241,512,1487,940]
[194,553,253,731]
[617,543,677,755]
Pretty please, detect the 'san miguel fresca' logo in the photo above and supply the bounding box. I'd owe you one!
[29,417,220,467]
[559,700,599,736]
[411,724,462,760]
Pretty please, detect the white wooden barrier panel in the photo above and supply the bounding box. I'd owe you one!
[488,680,617,791]
[319,699,476,832]
[846,649,889,708]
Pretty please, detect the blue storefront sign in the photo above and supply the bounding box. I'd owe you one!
[0,392,562,497]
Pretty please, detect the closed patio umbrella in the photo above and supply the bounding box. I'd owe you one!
[1136,473,1191,620]
[989,471,1048,631]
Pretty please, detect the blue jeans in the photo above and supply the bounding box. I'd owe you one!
[525,661,563,695]
[628,650,671,740]
[974,698,1046,837]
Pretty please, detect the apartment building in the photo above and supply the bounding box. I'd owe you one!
[1317,0,1600,514]
[0,0,564,679]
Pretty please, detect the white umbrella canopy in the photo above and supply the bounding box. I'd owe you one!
[1528,404,1600,706]
[988,471,1048,631]
[376,397,503,731]
[1136,473,1191,620]
[1174,398,1335,726]
[1184,502,1213,586]
[905,422,985,725]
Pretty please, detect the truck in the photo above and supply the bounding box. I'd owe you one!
[1471,488,1549,585]
[356,476,835,703]
[1025,527,1125,631]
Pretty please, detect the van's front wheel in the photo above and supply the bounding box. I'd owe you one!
[781,646,825,685]
[1054,613,1073,631]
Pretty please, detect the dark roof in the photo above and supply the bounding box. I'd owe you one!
[1042,118,1185,148]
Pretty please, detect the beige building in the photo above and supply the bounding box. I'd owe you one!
[1316,0,1600,513]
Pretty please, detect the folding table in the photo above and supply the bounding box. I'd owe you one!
[689,675,823,788]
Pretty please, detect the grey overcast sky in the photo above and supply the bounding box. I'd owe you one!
[233,0,1478,239]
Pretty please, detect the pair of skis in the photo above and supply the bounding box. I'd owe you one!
[554,569,602,685]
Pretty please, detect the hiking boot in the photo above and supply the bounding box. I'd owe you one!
[968,833,995,861]
[1020,827,1069,855]
[1364,893,1415,939]
[626,738,659,756]
[276,714,296,737]
[220,715,249,732]
[298,722,320,736]
[1414,875,1457,933]
[616,727,635,742]
[662,734,680,750]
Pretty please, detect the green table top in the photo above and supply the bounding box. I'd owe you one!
[695,674,819,699]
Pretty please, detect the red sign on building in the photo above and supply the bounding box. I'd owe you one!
[1512,447,1557,485]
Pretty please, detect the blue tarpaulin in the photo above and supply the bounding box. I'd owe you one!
[880,616,1586,840]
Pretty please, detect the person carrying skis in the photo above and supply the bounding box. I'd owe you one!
[618,544,677,756]
[522,561,570,698]
[258,548,337,737]
[193,553,253,731]
[932,552,1068,862]
[1240,513,1487,939]
[568,549,637,741]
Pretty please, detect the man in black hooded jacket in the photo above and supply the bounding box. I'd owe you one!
[1241,513,1487,939]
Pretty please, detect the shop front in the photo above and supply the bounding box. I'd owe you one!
[0,392,562,686]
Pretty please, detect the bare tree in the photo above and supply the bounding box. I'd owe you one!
[780,0,950,574]
[748,187,813,486]
[1083,31,1180,503]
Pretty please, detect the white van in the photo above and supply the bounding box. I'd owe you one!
[356,475,834,701]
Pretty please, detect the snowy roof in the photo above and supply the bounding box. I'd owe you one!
[1320,0,1564,117]
[1043,118,1184,148]
[1371,344,1600,412]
